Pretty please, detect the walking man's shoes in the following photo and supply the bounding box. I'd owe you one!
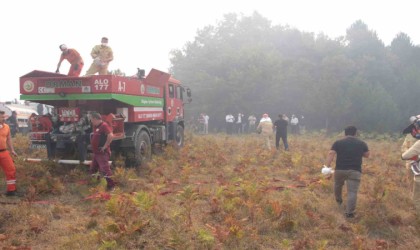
[345,213,355,218]
[106,185,116,192]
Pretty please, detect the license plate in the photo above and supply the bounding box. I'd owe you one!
[30,143,47,149]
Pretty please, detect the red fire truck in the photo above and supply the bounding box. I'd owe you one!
[19,69,191,166]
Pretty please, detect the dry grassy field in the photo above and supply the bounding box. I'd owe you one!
[0,131,419,249]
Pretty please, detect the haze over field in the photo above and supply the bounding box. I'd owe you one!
[2,2,420,248]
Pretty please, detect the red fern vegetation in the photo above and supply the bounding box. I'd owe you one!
[0,132,419,249]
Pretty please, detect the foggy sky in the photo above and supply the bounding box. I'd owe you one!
[1,0,418,101]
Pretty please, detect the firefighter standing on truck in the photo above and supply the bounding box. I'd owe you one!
[56,44,84,76]
[89,112,115,191]
[85,37,113,75]
[0,111,17,196]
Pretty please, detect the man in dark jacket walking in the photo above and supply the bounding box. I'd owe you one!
[274,114,289,150]
[325,125,369,218]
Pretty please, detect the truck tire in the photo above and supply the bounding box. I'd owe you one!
[135,130,152,165]
[175,124,184,147]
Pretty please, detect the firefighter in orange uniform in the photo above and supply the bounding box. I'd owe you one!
[0,111,17,196]
[56,44,84,76]
[85,37,114,75]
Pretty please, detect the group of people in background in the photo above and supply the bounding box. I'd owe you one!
[188,113,305,150]
[188,112,307,152]
[225,113,248,134]
[256,113,289,151]
[290,114,305,134]
[223,113,304,135]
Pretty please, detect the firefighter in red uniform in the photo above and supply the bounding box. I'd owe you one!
[89,112,115,191]
[0,111,17,196]
[56,44,84,76]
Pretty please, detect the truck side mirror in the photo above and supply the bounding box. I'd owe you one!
[185,88,192,103]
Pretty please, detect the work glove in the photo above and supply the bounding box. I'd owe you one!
[321,165,332,175]
[55,69,59,73]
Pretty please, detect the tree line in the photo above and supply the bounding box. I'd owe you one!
[169,12,420,133]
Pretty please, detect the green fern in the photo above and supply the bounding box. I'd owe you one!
[99,240,118,250]
[197,229,215,247]
[132,191,155,211]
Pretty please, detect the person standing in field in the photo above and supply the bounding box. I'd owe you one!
[85,37,114,75]
[325,125,369,218]
[203,113,209,134]
[197,113,205,134]
[401,115,420,173]
[248,114,257,133]
[89,112,115,191]
[274,114,289,150]
[56,44,84,76]
[299,115,305,134]
[0,111,18,196]
[401,116,420,212]
[225,113,235,134]
[6,111,18,137]
[236,112,244,134]
[290,114,299,134]
[257,113,274,150]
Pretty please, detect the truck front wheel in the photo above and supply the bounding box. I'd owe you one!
[135,130,152,165]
